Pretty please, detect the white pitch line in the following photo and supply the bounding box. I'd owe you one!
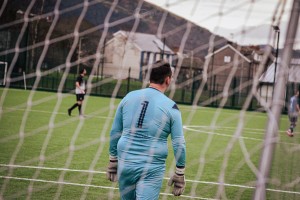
[1,164,299,196]
[0,176,211,199]
[183,126,262,141]
[4,107,113,119]
[184,125,295,135]
[179,106,270,119]
[159,192,217,200]
[0,164,105,174]
[185,179,300,195]
[3,107,290,135]
[0,175,117,190]
[183,125,300,145]
[184,125,265,132]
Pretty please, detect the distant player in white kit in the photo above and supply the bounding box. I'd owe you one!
[68,68,86,116]
[107,60,186,199]
[286,90,300,137]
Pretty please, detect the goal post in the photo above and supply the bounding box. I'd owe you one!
[253,0,300,199]
[0,61,8,86]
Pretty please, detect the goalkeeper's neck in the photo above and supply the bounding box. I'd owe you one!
[149,76,171,93]
[149,84,164,93]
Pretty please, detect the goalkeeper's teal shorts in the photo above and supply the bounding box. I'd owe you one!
[118,160,165,200]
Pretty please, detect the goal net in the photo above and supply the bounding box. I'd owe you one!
[0,0,300,199]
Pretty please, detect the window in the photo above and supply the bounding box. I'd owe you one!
[254,53,262,61]
[224,56,231,63]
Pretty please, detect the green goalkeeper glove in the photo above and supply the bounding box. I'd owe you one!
[168,166,185,196]
[106,156,118,182]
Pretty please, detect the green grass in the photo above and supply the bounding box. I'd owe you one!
[0,88,299,200]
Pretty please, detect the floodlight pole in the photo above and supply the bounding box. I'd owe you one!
[253,0,300,199]
[272,25,280,99]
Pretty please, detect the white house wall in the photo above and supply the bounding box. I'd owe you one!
[259,85,273,107]
[103,32,175,80]
[103,36,141,79]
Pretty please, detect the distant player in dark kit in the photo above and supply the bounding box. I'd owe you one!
[68,69,87,116]
[286,90,300,137]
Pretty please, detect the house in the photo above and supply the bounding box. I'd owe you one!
[174,56,203,89]
[204,44,253,96]
[259,58,300,105]
[199,43,276,108]
[103,30,175,79]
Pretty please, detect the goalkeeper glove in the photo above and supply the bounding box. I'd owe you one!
[106,156,118,182]
[168,166,185,196]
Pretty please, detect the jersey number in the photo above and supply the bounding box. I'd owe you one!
[137,101,149,128]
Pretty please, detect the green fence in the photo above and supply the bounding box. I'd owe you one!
[2,70,297,112]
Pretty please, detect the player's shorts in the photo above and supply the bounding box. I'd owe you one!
[76,94,85,101]
[118,161,165,200]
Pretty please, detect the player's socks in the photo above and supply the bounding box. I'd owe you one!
[78,104,82,115]
[68,103,79,116]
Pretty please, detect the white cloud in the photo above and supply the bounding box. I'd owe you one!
[145,0,298,48]
[146,0,292,31]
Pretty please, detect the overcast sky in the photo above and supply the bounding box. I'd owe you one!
[145,0,297,48]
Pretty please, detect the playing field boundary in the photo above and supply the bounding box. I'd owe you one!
[1,164,299,197]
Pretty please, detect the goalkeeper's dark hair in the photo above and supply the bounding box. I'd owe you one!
[150,60,172,84]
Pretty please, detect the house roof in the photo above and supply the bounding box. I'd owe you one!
[259,58,300,83]
[113,30,174,53]
[205,44,251,63]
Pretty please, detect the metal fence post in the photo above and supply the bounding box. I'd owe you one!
[127,67,131,93]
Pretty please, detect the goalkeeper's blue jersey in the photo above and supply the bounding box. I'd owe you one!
[109,87,186,167]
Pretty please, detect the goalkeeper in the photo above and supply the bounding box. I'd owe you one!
[107,60,186,199]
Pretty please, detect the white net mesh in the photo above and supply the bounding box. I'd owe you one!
[0,0,300,199]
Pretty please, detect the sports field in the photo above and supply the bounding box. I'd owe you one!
[0,88,299,200]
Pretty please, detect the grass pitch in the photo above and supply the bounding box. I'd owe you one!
[0,88,299,200]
